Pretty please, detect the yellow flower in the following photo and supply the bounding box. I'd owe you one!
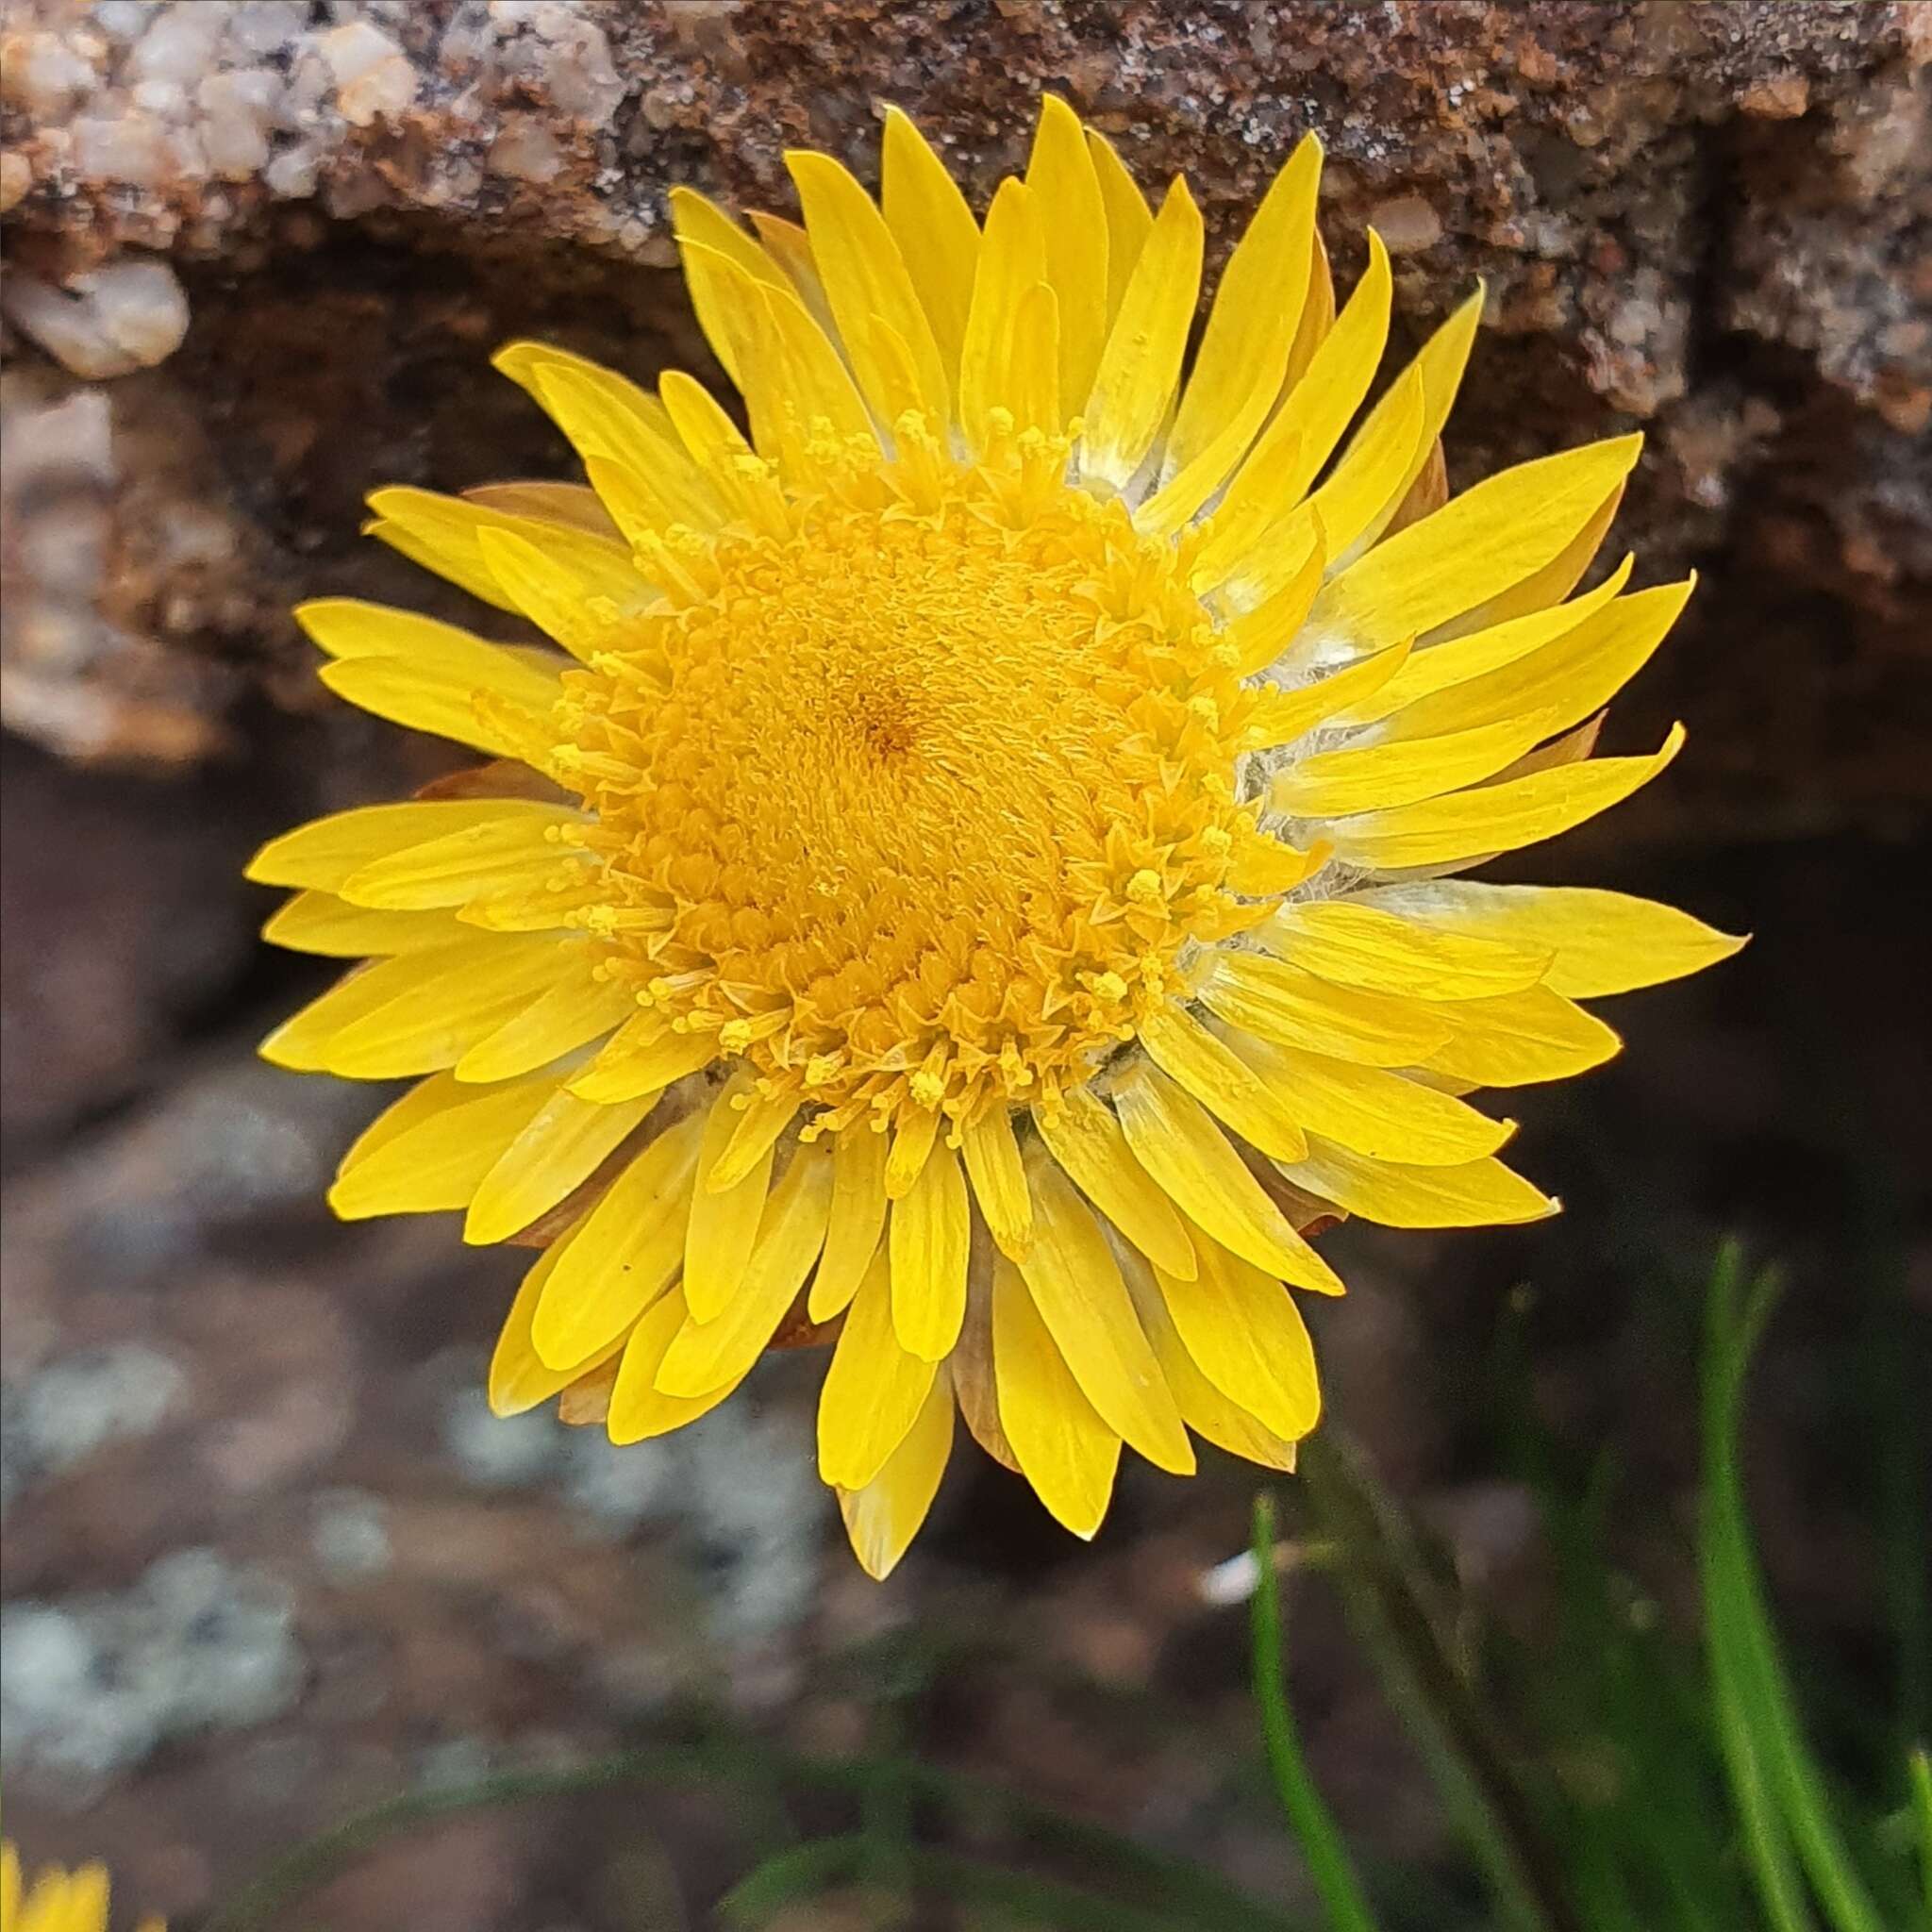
[254,99,1742,1576]
[2,1840,161,1932]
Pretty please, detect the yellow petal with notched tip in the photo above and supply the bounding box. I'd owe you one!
[453,967,635,1084]
[1274,708,1565,819]
[568,1016,717,1104]
[1205,228,1391,582]
[1351,881,1747,998]
[1025,95,1110,419]
[1331,560,1633,730]
[1377,578,1692,745]
[1032,1086,1196,1279]
[657,1139,833,1396]
[1280,1136,1558,1228]
[1264,901,1550,1001]
[683,1074,777,1324]
[336,807,584,910]
[328,1070,556,1218]
[1079,176,1203,490]
[707,1089,801,1194]
[1017,1142,1192,1473]
[890,1138,971,1360]
[991,1253,1120,1538]
[818,1246,940,1490]
[1421,984,1622,1087]
[809,1124,891,1321]
[466,1085,659,1244]
[1085,126,1154,326]
[1222,1031,1512,1166]
[1327,723,1685,872]
[789,148,951,423]
[608,1289,743,1443]
[1308,437,1642,657]
[960,1107,1033,1259]
[490,1233,623,1415]
[1200,951,1455,1067]
[1151,1234,1322,1442]
[262,891,461,958]
[531,1110,704,1368]
[958,178,1047,453]
[1113,1063,1341,1293]
[881,106,980,390]
[247,799,553,891]
[1139,1003,1307,1161]
[1120,1246,1302,1470]
[839,1375,955,1580]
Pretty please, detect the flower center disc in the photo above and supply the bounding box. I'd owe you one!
[568,468,1257,1132]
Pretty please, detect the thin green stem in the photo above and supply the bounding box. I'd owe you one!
[1908,1748,1932,1925]
[1250,1492,1383,1932]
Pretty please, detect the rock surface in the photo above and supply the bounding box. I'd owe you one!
[0,0,1925,825]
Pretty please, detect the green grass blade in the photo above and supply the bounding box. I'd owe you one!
[1249,1493,1384,1932]
[1701,1242,1890,1932]
[1910,1747,1932,1924]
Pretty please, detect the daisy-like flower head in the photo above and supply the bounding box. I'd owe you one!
[254,100,1743,1576]
[2,1840,161,1932]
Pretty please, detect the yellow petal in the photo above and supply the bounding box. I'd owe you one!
[1329,559,1634,730]
[1139,1002,1307,1161]
[668,184,790,387]
[262,891,461,958]
[1235,638,1412,751]
[1085,125,1155,326]
[607,1289,743,1443]
[880,105,981,391]
[1025,95,1110,419]
[318,654,558,761]
[1263,899,1550,1001]
[1152,1234,1322,1442]
[1307,437,1643,658]
[683,1074,777,1323]
[464,479,624,540]
[1031,1087,1196,1279]
[838,1374,955,1580]
[246,799,555,891]
[1198,950,1455,1068]
[531,1110,704,1367]
[1279,1136,1559,1227]
[1078,175,1203,491]
[453,966,635,1083]
[950,1269,1019,1471]
[706,1088,801,1194]
[1274,708,1566,818]
[327,1070,555,1218]
[788,147,950,423]
[1326,723,1686,872]
[890,1138,971,1360]
[959,1107,1033,1259]
[958,178,1048,452]
[1351,881,1747,998]
[1202,226,1391,582]
[1291,363,1424,580]
[1222,831,1329,899]
[568,1016,718,1103]
[883,1105,941,1199]
[1220,524,1327,678]
[1112,1063,1341,1293]
[1223,1031,1513,1165]
[1422,984,1623,1087]
[490,1232,623,1415]
[1121,1247,1303,1470]
[817,1246,940,1490]
[1017,1142,1192,1474]
[657,1139,833,1397]
[336,806,586,910]
[465,1085,659,1244]
[1151,134,1321,524]
[1284,226,1336,390]
[991,1252,1120,1538]
[1425,475,1627,642]
[809,1124,891,1321]
[1376,578,1693,745]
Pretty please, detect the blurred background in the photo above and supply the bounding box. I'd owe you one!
[2,4,1926,1928]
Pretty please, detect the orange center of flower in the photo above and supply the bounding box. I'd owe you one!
[558,453,1267,1132]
